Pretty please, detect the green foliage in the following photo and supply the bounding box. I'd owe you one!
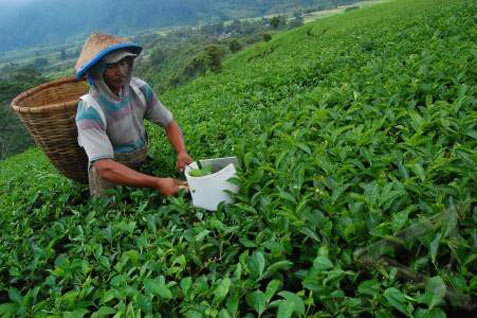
[149,47,166,66]
[134,14,306,91]
[0,0,360,52]
[0,67,45,102]
[32,58,48,68]
[345,5,360,12]
[269,16,281,29]
[189,166,213,177]
[262,33,272,43]
[2,0,477,317]
[288,15,304,29]
[146,43,226,88]
[204,45,225,72]
[0,67,48,159]
[229,39,242,53]
[59,49,67,61]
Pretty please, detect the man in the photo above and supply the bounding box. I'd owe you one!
[74,33,191,197]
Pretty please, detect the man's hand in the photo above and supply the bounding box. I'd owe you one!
[94,159,188,196]
[154,178,188,196]
[177,151,192,172]
[165,121,192,172]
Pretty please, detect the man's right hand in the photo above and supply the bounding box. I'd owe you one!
[95,159,188,196]
[154,178,188,196]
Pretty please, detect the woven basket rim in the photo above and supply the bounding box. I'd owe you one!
[11,76,87,114]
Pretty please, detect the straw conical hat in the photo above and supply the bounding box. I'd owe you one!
[75,33,142,80]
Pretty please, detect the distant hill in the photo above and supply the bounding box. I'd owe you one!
[0,0,357,52]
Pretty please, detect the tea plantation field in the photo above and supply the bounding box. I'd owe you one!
[1,0,477,316]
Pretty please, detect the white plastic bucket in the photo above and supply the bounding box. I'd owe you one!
[184,157,239,211]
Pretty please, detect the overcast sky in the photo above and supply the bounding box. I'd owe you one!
[0,0,37,5]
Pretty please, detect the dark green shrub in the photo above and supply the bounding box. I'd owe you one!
[263,33,272,42]
[229,39,242,53]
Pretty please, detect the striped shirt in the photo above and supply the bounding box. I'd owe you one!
[76,77,173,163]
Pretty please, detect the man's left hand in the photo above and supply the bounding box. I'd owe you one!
[177,151,192,172]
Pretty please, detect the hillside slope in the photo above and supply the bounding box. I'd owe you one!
[1,0,477,316]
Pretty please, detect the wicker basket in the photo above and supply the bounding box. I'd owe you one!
[11,77,90,184]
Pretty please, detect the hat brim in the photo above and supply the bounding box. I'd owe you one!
[75,43,142,80]
[104,50,137,64]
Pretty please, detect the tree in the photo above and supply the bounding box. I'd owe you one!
[200,22,224,36]
[263,33,272,43]
[184,55,207,77]
[32,58,48,68]
[60,49,67,60]
[241,20,257,35]
[270,16,281,29]
[205,45,225,72]
[229,39,242,53]
[288,15,304,29]
[226,19,242,35]
[0,67,46,159]
[150,48,166,66]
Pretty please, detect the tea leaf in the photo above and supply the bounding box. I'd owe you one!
[263,261,293,278]
[415,308,446,318]
[144,279,173,300]
[392,211,408,233]
[265,279,281,303]
[64,312,87,318]
[383,288,408,315]
[0,303,18,317]
[313,255,333,271]
[226,293,239,315]
[195,230,211,242]
[247,291,267,316]
[429,233,442,264]
[248,252,266,278]
[181,277,192,297]
[424,276,446,310]
[277,300,294,318]
[278,291,305,315]
[8,288,22,304]
[214,278,232,303]
[219,309,233,318]
[91,306,116,318]
[358,280,380,298]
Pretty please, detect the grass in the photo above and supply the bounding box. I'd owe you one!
[302,0,391,23]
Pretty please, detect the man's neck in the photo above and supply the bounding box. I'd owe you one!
[108,85,121,97]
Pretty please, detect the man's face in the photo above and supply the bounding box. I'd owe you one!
[103,58,130,93]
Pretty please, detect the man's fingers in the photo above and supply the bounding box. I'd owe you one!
[177,161,186,172]
[176,180,188,186]
[177,182,189,192]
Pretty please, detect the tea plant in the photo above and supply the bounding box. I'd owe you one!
[1,0,477,316]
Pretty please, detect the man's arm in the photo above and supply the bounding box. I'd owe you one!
[165,120,192,171]
[137,79,192,170]
[94,159,185,195]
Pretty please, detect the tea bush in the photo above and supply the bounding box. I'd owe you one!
[1,0,476,316]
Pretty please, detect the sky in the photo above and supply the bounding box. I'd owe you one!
[0,0,37,5]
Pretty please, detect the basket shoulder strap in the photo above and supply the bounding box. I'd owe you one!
[80,94,107,129]
[130,80,147,107]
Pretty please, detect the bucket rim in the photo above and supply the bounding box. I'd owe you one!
[185,162,237,180]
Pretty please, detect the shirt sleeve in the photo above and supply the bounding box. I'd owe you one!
[136,79,173,128]
[76,100,114,163]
